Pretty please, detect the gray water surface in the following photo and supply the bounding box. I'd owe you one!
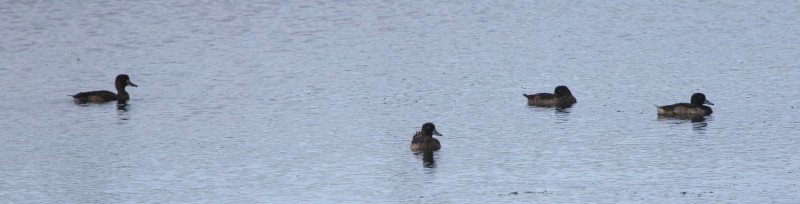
[1,0,799,203]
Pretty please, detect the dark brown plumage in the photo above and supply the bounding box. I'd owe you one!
[72,74,137,104]
[410,123,442,152]
[523,85,577,108]
[657,93,714,117]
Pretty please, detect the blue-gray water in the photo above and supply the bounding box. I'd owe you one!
[2,1,799,203]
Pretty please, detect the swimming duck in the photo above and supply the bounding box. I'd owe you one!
[410,123,442,152]
[657,93,714,117]
[523,85,577,108]
[72,74,137,104]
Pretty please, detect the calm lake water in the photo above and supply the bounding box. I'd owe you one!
[2,0,799,203]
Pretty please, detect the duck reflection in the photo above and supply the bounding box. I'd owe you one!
[692,120,708,131]
[413,151,436,168]
[554,107,571,122]
[657,115,711,131]
[117,103,129,112]
[657,115,707,122]
[117,103,132,122]
[422,151,435,168]
[691,116,712,131]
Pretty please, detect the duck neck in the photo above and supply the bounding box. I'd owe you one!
[117,92,130,103]
[115,83,127,94]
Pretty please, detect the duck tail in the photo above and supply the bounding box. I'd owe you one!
[413,131,422,138]
[654,104,667,115]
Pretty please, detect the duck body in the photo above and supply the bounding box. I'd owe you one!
[657,93,714,117]
[410,123,443,152]
[72,74,137,104]
[523,85,577,108]
[411,133,441,152]
[72,90,118,103]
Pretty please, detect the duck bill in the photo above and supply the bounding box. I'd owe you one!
[432,129,442,136]
[704,99,714,105]
[128,80,138,87]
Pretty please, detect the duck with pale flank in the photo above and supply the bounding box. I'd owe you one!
[523,85,577,108]
[656,93,714,117]
[410,123,442,152]
[72,74,137,104]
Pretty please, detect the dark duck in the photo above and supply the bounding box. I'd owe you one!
[410,123,443,152]
[523,85,577,108]
[72,74,137,104]
[657,93,714,117]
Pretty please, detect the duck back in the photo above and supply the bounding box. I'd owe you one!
[410,131,441,151]
[523,93,576,107]
[72,90,117,103]
[657,103,712,116]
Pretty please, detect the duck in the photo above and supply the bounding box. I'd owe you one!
[410,122,442,152]
[656,93,714,117]
[523,85,577,108]
[72,74,137,104]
